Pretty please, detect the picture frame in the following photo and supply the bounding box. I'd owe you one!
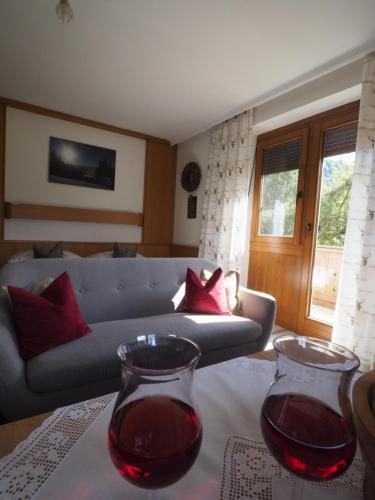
[48,137,116,191]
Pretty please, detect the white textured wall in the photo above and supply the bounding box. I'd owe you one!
[5,108,146,241]
[173,130,210,247]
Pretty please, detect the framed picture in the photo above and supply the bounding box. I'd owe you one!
[48,137,116,191]
[187,195,197,219]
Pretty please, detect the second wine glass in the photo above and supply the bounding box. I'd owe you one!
[261,335,360,498]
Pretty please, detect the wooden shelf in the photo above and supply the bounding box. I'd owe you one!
[5,203,143,226]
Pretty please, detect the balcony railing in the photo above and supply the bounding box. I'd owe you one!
[311,245,344,310]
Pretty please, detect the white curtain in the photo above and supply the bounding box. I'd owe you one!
[332,52,375,372]
[199,110,253,271]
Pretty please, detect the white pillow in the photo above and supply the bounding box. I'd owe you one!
[87,251,144,258]
[0,277,55,305]
[8,250,81,262]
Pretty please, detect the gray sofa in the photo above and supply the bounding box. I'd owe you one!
[0,258,276,421]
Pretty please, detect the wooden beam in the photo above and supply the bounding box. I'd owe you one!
[4,203,143,226]
[0,97,170,145]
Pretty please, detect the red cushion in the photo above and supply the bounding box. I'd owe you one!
[182,267,231,315]
[8,272,92,360]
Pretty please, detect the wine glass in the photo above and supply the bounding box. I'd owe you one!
[260,335,360,499]
[108,335,202,492]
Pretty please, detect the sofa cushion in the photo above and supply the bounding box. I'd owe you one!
[26,313,261,393]
[33,241,64,259]
[113,242,137,258]
[8,272,92,360]
[200,268,240,313]
[183,267,231,315]
[9,249,81,262]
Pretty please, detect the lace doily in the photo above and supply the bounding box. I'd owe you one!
[0,393,116,500]
[228,357,276,375]
[220,436,365,500]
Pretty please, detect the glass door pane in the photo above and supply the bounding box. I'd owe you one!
[309,122,357,324]
[259,139,301,237]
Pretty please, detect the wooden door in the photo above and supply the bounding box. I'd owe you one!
[248,102,359,337]
[249,127,308,332]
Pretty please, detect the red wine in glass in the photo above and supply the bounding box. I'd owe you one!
[261,393,356,481]
[108,395,202,489]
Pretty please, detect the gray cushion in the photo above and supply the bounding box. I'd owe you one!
[33,241,64,258]
[113,242,136,258]
[26,313,261,393]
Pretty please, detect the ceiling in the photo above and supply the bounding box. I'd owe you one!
[1,0,375,144]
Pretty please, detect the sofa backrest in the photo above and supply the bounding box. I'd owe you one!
[0,258,217,324]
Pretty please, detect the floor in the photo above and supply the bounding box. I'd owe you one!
[265,324,296,351]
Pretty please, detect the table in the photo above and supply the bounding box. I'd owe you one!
[0,351,275,460]
[0,411,52,460]
[0,353,365,500]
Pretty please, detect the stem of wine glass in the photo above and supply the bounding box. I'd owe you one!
[290,478,304,500]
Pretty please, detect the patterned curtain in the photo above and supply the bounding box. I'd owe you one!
[332,52,375,372]
[199,110,253,271]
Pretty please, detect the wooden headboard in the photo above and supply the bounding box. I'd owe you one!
[0,241,172,268]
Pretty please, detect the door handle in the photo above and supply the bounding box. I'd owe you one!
[306,223,313,233]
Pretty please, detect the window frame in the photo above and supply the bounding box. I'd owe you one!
[251,127,309,246]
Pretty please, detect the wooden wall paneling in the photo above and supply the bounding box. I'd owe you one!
[170,244,199,257]
[0,104,5,240]
[5,203,143,226]
[0,99,176,254]
[138,244,171,258]
[142,141,177,247]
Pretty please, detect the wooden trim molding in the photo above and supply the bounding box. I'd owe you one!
[5,203,143,226]
[0,97,169,145]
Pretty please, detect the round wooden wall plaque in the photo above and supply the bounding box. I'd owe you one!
[181,162,201,192]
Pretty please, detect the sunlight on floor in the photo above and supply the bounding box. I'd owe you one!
[265,324,297,350]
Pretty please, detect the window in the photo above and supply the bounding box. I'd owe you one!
[259,139,301,237]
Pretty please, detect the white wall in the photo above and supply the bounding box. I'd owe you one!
[5,108,146,241]
[173,129,210,247]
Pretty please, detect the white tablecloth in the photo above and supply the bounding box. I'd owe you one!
[0,358,365,499]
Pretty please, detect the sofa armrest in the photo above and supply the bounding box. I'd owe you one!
[238,287,276,349]
[0,304,28,420]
